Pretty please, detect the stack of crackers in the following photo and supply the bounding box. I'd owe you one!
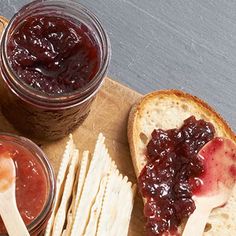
[45,133,136,236]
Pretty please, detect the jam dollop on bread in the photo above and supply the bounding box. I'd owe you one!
[138,116,215,236]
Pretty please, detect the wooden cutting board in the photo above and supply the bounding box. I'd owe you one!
[0,16,145,235]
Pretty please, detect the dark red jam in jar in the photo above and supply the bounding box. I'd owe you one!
[0,0,110,140]
[7,15,100,94]
[138,116,215,236]
[0,133,55,236]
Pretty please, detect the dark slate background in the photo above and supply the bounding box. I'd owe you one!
[1,0,235,131]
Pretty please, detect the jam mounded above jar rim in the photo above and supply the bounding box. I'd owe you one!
[7,15,100,95]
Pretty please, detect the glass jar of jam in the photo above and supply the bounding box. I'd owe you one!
[0,0,110,140]
[0,133,55,236]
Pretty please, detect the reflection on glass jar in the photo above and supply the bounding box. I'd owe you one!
[0,0,111,140]
[0,133,55,236]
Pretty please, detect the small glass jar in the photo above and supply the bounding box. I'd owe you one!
[0,0,110,140]
[0,133,55,236]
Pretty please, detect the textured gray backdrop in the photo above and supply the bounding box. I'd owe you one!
[1,0,236,131]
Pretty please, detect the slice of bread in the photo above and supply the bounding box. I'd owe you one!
[128,90,236,235]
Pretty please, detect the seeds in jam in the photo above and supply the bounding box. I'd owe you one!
[138,116,215,236]
[7,15,100,94]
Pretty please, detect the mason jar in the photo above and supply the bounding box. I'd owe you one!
[0,133,55,235]
[0,0,111,140]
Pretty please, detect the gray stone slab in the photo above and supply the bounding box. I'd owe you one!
[0,0,235,131]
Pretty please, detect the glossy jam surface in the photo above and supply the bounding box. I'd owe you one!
[138,116,215,236]
[0,141,47,234]
[7,15,100,94]
[196,137,236,196]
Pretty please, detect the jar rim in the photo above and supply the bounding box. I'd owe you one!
[1,0,111,105]
[0,132,56,235]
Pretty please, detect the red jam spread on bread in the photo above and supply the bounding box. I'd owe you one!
[0,142,47,234]
[7,15,100,94]
[138,116,215,236]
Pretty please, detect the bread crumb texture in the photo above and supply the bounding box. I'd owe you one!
[204,185,236,235]
[135,94,229,172]
[129,90,236,236]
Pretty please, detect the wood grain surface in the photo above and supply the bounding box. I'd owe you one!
[0,79,145,236]
[42,79,145,236]
[0,16,145,235]
[0,79,146,236]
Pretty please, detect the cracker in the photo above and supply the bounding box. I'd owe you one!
[52,149,79,236]
[45,135,74,236]
[84,175,108,236]
[63,151,90,236]
[46,133,135,236]
[73,150,90,216]
[63,174,77,236]
[115,181,136,236]
[97,171,122,235]
[97,171,135,236]
[70,133,113,236]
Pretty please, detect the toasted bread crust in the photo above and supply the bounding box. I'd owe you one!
[128,89,236,235]
[128,89,236,177]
